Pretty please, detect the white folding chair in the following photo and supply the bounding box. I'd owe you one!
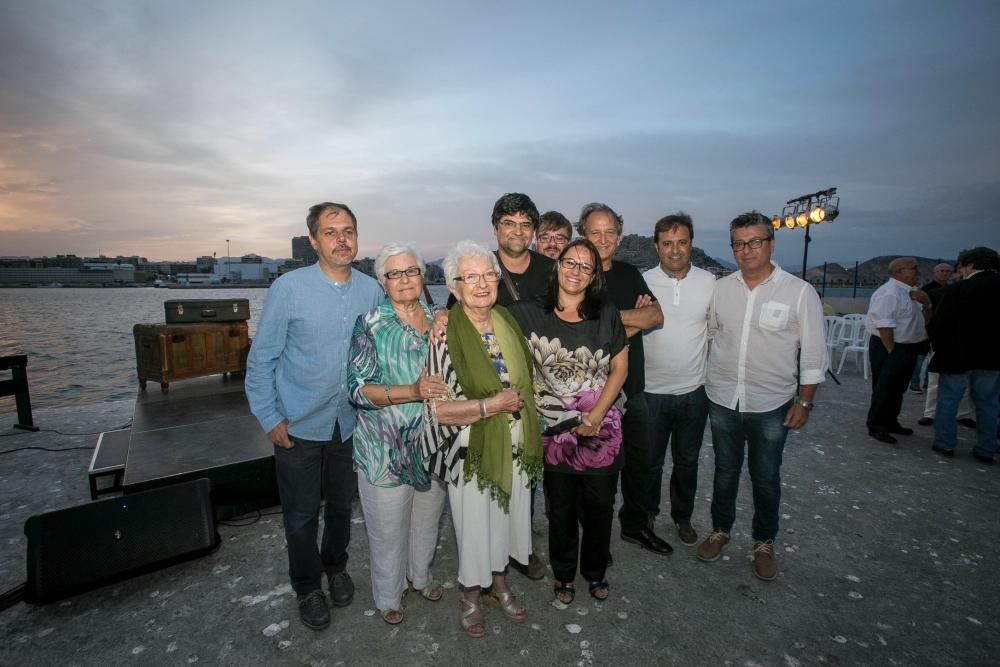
[837,317,870,379]
[824,316,845,361]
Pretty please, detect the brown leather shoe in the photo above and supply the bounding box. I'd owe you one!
[696,530,730,562]
[751,540,778,581]
[526,552,547,580]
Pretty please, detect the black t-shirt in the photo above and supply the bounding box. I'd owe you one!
[446,250,555,308]
[509,300,628,475]
[603,260,655,398]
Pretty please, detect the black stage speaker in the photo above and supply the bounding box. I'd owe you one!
[24,477,220,603]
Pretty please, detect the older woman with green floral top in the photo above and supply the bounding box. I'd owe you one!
[348,242,449,625]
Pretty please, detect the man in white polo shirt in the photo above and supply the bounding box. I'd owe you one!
[642,212,716,547]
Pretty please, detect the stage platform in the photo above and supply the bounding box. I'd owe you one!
[123,375,279,519]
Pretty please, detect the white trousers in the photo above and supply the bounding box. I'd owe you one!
[447,426,532,589]
[357,473,446,611]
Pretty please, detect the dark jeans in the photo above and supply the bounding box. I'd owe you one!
[545,470,617,584]
[708,400,791,542]
[273,427,356,596]
[867,336,921,431]
[645,387,710,523]
[617,392,656,533]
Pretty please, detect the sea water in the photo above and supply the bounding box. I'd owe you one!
[0,284,451,410]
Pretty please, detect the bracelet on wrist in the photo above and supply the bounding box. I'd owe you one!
[478,399,487,418]
[794,397,814,411]
[383,384,393,405]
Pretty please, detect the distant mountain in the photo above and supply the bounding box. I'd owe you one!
[804,255,957,287]
[612,234,730,274]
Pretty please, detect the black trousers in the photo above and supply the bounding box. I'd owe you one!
[867,336,922,432]
[617,392,655,533]
[545,470,617,584]
[273,426,356,596]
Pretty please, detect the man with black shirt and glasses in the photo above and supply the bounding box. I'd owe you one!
[698,212,827,582]
[577,202,669,556]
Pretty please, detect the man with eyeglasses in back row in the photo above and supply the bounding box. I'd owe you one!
[535,210,574,260]
[697,212,828,582]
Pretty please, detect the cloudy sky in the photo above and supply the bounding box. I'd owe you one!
[1,0,998,267]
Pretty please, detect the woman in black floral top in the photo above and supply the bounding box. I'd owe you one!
[509,239,627,605]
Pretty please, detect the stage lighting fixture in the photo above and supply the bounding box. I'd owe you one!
[772,187,841,279]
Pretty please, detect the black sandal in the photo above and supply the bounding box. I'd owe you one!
[588,580,609,601]
[553,581,575,605]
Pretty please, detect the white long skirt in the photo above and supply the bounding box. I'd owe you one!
[447,423,532,589]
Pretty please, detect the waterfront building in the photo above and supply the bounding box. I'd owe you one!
[0,263,136,286]
[291,235,317,264]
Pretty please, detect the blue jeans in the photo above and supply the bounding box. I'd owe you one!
[645,387,710,523]
[274,426,357,595]
[934,371,1000,458]
[708,400,791,542]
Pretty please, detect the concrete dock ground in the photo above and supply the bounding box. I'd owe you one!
[1,366,997,666]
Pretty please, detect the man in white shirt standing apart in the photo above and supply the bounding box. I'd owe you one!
[864,257,930,444]
[697,212,828,582]
[642,212,716,547]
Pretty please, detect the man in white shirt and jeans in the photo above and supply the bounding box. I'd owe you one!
[642,212,716,547]
[697,212,828,581]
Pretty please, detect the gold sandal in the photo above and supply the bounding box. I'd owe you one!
[460,598,485,638]
[409,580,444,602]
[483,589,527,623]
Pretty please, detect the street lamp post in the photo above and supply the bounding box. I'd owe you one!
[226,239,231,282]
[770,187,840,279]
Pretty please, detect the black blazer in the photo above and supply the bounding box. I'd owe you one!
[927,271,1000,374]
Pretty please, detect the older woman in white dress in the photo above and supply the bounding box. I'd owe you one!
[422,240,543,639]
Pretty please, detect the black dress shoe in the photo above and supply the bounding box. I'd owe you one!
[918,417,934,426]
[972,452,995,465]
[869,430,898,444]
[957,418,978,429]
[327,571,355,607]
[931,444,955,458]
[889,424,914,436]
[298,590,331,630]
[621,527,674,554]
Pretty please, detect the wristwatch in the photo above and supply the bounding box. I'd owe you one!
[794,398,814,411]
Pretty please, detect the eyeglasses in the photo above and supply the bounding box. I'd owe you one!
[497,220,535,232]
[384,266,421,280]
[558,257,595,275]
[454,271,501,284]
[538,233,570,245]
[730,238,770,252]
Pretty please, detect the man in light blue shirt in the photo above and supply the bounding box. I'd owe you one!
[246,202,382,631]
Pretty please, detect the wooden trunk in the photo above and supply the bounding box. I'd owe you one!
[133,322,249,393]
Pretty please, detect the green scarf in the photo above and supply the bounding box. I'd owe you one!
[447,303,543,511]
